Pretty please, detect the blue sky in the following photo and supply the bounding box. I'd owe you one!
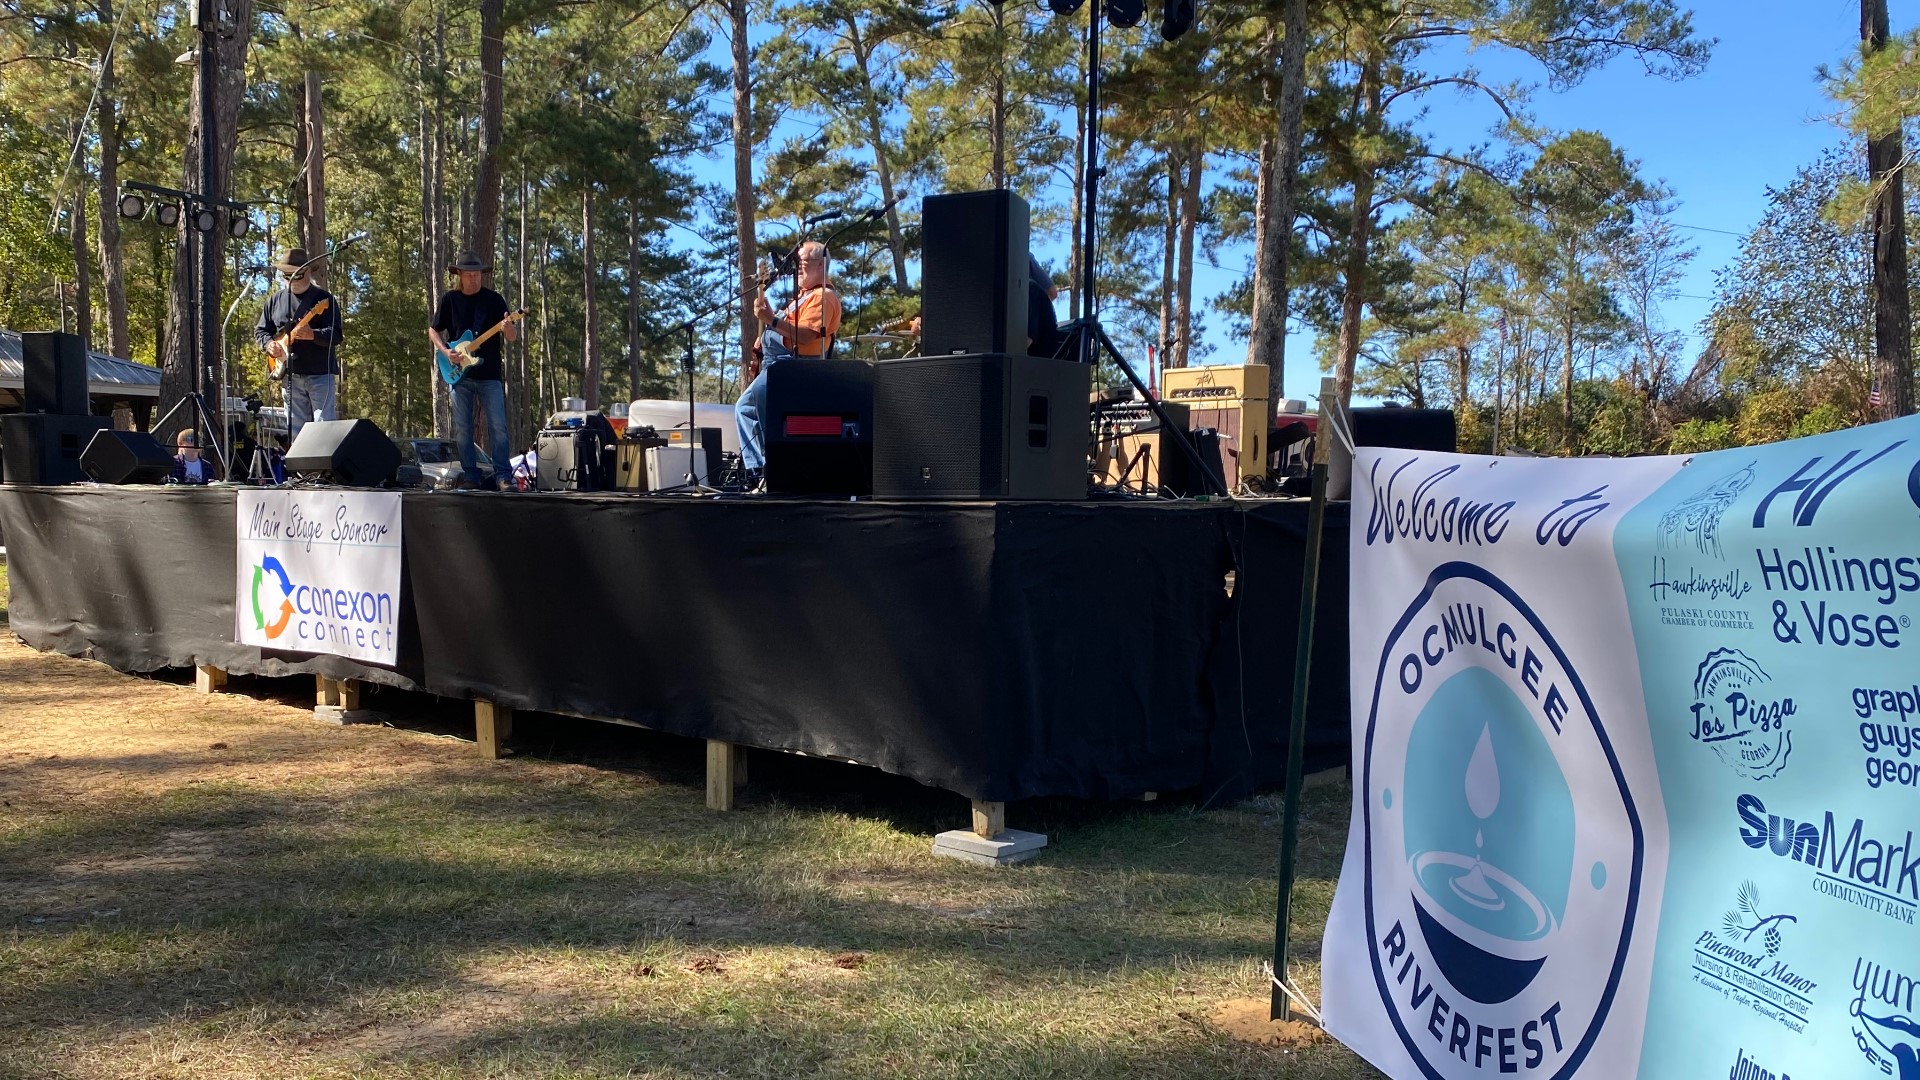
[700,1,1869,405]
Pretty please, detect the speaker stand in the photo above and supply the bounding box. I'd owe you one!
[1063,317,1223,497]
[148,390,231,481]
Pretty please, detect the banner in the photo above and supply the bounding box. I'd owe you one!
[234,489,403,665]
[1322,417,1920,1080]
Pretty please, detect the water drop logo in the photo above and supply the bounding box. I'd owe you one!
[249,556,295,640]
[1363,563,1642,1079]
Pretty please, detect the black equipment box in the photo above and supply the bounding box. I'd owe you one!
[2,413,112,485]
[873,352,1090,501]
[765,359,875,496]
[21,331,90,416]
[1351,406,1458,453]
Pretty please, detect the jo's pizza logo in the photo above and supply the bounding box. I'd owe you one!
[249,556,295,639]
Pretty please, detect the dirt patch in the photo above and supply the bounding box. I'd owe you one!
[1206,998,1328,1048]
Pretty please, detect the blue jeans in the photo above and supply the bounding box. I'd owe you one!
[285,373,336,444]
[453,377,510,486]
[736,331,801,472]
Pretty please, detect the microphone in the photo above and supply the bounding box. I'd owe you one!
[864,195,904,221]
[804,210,846,226]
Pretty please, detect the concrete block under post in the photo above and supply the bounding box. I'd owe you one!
[312,677,377,724]
[194,664,227,694]
[932,799,1047,866]
[475,700,513,759]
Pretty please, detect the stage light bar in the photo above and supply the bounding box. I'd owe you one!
[153,203,181,228]
[227,215,250,239]
[116,192,147,221]
[191,207,217,233]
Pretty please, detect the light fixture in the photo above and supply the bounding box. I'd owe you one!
[227,214,250,239]
[116,192,147,220]
[191,207,218,233]
[174,49,195,65]
[153,203,181,228]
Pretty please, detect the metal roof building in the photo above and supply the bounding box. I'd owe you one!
[0,329,163,410]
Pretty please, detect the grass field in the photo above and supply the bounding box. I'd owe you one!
[0,615,1374,1079]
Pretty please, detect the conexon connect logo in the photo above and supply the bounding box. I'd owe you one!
[249,556,295,639]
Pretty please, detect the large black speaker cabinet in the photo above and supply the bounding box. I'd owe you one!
[81,429,174,484]
[873,353,1090,501]
[765,359,875,496]
[1,413,112,485]
[921,190,1030,358]
[1350,406,1458,453]
[22,330,91,416]
[284,418,400,486]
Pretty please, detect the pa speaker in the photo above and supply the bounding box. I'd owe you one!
[284,418,400,486]
[920,190,1029,358]
[765,359,874,496]
[22,330,90,416]
[1,413,112,485]
[873,353,1090,500]
[81,429,174,484]
[1351,406,1458,453]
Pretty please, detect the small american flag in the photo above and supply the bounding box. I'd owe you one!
[1870,384,1884,408]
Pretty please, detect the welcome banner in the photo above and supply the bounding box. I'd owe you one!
[234,489,403,665]
[1322,416,1920,1080]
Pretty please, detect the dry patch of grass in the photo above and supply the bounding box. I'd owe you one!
[0,635,1375,1079]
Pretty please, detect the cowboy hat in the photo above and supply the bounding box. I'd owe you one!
[448,250,492,273]
[273,247,316,274]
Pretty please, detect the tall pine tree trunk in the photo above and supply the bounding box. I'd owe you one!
[473,0,504,265]
[1170,140,1203,369]
[1864,0,1913,418]
[159,0,255,428]
[1159,155,1178,367]
[94,26,129,361]
[1332,62,1380,408]
[582,189,600,410]
[304,71,327,286]
[729,0,757,368]
[990,2,1007,190]
[1246,0,1306,400]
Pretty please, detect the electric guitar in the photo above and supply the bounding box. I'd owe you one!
[435,308,527,386]
[265,297,332,381]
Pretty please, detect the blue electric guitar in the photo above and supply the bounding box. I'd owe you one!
[435,308,526,386]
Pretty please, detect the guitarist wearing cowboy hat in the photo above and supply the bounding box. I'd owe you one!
[253,246,343,443]
[429,250,518,489]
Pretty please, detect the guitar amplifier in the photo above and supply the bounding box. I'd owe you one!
[535,425,612,491]
[613,437,667,492]
[647,427,722,489]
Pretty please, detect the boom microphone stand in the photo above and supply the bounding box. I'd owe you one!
[1060,0,1224,496]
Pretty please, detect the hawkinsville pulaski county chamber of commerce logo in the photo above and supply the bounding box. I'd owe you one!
[249,555,295,640]
[1362,563,1644,1079]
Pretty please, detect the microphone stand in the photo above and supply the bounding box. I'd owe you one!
[643,243,803,493]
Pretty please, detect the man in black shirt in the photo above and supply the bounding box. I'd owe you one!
[254,247,343,444]
[428,250,518,489]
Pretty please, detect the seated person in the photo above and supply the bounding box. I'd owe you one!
[736,240,842,479]
[169,428,220,485]
[1027,256,1071,362]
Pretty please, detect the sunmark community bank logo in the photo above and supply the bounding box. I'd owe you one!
[1362,563,1642,1079]
[249,556,295,640]
[1688,648,1793,780]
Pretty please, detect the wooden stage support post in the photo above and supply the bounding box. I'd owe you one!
[476,700,513,760]
[194,664,227,694]
[706,740,740,811]
[971,799,1005,839]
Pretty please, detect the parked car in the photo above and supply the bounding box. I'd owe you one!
[394,438,496,490]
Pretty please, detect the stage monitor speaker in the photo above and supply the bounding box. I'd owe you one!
[1351,406,1458,453]
[284,418,400,486]
[80,429,173,484]
[873,352,1090,501]
[1,413,112,485]
[920,190,1029,358]
[22,330,90,416]
[765,359,875,496]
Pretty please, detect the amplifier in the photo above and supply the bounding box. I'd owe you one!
[535,424,613,491]
[647,429,722,489]
[1162,363,1269,403]
[1162,364,1270,483]
[613,437,667,491]
[873,352,1089,501]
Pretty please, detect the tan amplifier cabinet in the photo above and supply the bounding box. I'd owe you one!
[1162,364,1270,483]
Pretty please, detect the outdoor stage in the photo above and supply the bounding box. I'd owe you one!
[0,487,1349,811]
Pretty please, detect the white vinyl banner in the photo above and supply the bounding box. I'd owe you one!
[234,489,403,665]
[1322,415,1920,1080]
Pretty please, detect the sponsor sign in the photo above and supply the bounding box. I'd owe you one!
[234,489,402,665]
[1324,417,1920,1078]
